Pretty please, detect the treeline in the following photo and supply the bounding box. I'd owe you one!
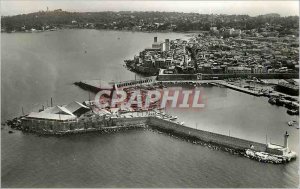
[1,10,299,35]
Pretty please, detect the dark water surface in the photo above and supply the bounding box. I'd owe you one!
[1,30,299,188]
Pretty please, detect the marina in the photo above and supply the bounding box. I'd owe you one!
[75,78,299,116]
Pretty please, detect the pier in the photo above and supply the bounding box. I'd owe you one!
[74,77,156,92]
[20,113,267,152]
[216,81,263,96]
[16,111,296,164]
[75,78,265,97]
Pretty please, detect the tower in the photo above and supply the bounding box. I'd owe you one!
[165,39,170,51]
[284,131,289,148]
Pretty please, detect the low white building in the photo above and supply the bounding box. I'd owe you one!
[227,66,251,74]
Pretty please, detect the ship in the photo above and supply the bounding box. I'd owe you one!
[275,81,299,96]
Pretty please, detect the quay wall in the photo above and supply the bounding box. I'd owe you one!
[147,117,267,152]
[217,82,262,96]
[201,73,299,80]
[111,117,148,126]
[21,117,148,134]
[157,73,299,81]
[157,74,198,81]
[74,81,101,93]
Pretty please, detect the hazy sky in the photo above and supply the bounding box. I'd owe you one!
[1,1,299,16]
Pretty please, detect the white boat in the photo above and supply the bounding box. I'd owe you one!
[287,120,297,126]
[169,116,178,121]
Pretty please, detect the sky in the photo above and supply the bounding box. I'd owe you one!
[1,1,299,16]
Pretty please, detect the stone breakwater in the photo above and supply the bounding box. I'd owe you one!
[148,117,266,152]
[20,116,149,135]
[146,125,292,164]
[5,115,296,164]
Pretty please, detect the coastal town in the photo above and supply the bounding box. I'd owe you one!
[123,27,299,115]
[2,1,300,187]
[2,9,299,166]
[125,29,298,77]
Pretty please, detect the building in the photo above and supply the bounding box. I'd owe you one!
[227,66,252,74]
[154,58,166,68]
[252,65,264,73]
[165,58,173,67]
[210,27,218,32]
[151,37,167,52]
[232,29,241,36]
[224,28,235,36]
[266,131,291,155]
[157,69,197,81]
[165,39,170,51]
[21,101,90,132]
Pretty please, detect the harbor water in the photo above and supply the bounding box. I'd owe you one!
[1,29,299,188]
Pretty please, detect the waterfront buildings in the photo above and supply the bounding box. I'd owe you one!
[126,26,298,78]
[21,101,90,131]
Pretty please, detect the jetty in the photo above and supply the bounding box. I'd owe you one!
[75,78,265,97]
[7,106,295,165]
[216,81,263,96]
[74,77,156,92]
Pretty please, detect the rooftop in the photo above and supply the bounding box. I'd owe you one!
[26,112,77,121]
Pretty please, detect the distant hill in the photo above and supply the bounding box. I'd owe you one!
[1,10,299,34]
[260,13,281,18]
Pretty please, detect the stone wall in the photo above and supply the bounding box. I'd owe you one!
[157,73,299,81]
[201,73,299,80]
[148,117,267,151]
[21,116,267,152]
[21,116,148,134]
[111,117,148,126]
[157,74,198,81]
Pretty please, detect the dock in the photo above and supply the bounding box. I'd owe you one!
[217,81,263,96]
[17,110,296,164]
[75,78,265,97]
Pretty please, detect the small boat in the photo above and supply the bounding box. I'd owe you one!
[287,121,297,126]
[268,98,276,105]
[287,109,299,115]
[169,116,178,121]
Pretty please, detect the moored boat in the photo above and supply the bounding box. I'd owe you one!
[287,120,297,126]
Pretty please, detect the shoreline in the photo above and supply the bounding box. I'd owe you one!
[1,28,201,35]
